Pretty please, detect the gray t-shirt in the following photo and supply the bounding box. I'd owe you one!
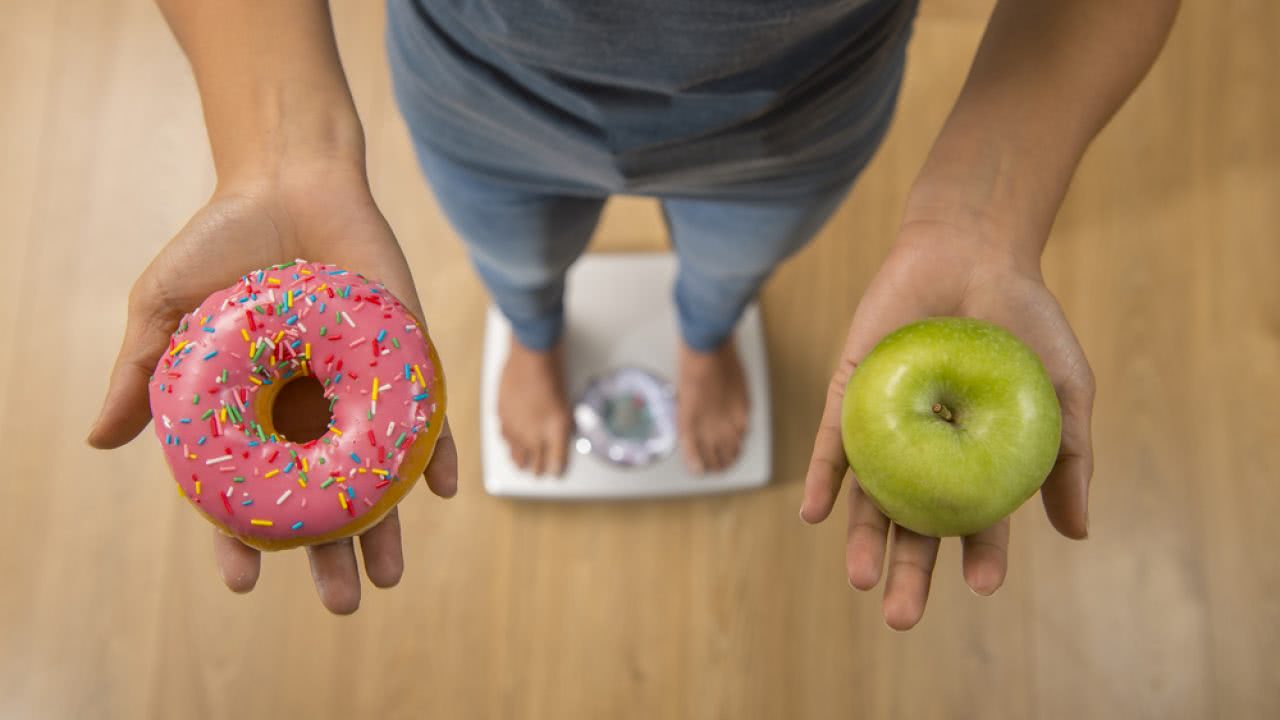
[387,0,915,197]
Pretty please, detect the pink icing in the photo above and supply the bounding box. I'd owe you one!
[148,260,441,543]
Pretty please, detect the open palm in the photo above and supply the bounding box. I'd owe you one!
[800,225,1094,630]
[88,164,458,614]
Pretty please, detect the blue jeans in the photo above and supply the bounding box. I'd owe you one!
[389,0,912,351]
[411,143,863,351]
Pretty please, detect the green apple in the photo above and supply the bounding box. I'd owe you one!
[841,317,1062,537]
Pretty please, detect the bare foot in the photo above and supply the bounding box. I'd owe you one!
[499,339,573,476]
[678,339,750,473]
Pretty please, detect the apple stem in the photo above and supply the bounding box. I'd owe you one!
[932,402,954,422]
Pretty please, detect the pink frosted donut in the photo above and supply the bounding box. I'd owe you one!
[148,260,447,551]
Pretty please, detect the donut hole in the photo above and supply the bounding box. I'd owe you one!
[270,376,332,443]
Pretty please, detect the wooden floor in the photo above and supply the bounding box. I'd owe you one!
[2,1,1277,718]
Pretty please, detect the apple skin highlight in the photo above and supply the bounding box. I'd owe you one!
[841,317,1062,537]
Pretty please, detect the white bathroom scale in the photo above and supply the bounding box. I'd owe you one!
[481,252,772,499]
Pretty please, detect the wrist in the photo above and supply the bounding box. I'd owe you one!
[893,216,1043,283]
[206,87,367,189]
[164,0,368,185]
[897,174,1045,280]
[899,125,1066,276]
[903,86,1094,245]
[207,153,386,266]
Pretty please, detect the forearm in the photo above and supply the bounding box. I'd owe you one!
[157,0,364,183]
[903,0,1179,266]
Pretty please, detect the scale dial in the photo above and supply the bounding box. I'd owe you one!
[573,367,676,467]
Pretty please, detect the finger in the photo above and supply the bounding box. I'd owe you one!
[800,357,856,523]
[307,539,362,615]
[424,418,459,498]
[88,277,179,448]
[845,482,891,590]
[805,263,938,522]
[882,525,940,631]
[212,530,261,593]
[329,221,425,320]
[961,517,1010,596]
[358,508,405,588]
[1042,364,1095,540]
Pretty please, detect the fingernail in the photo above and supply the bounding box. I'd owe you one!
[799,508,812,524]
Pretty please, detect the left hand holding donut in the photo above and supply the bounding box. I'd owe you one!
[88,160,459,615]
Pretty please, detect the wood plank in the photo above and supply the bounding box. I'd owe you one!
[0,0,1275,717]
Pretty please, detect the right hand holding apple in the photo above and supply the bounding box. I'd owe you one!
[800,220,1095,630]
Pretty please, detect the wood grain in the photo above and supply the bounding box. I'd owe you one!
[1,0,1276,718]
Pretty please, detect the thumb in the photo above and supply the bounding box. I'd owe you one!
[800,356,856,523]
[423,417,459,498]
[802,279,931,523]
[1040,362,1096,540]
[88,281,180,449]
[332,237,453,497]
[323,212,426,320]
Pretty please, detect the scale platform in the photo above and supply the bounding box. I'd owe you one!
[481,252,772,499]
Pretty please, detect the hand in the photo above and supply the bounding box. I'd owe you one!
[87,160,459,614]
[800,219,1094,630]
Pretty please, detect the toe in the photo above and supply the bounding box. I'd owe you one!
[508,435,530,469]
[680,425,705,474]
[718,429,743,468]
[699,429,724,472]
[501,427,520,464]
[530,437,547,476]
[546,417,570,477]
